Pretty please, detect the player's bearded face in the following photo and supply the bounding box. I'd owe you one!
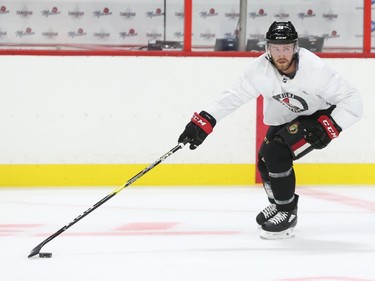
[269,43,296,72]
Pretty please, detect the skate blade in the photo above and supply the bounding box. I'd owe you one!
[259,227,295,240]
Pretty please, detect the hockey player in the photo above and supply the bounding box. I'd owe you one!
[178,21,363,239]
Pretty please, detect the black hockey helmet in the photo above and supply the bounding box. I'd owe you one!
[265,21,298,44]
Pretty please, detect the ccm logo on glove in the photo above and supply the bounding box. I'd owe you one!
[191,112,214,134]
[178,111,216,150]
[318,115,340,139]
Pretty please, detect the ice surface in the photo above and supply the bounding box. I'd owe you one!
[1,186,374,281]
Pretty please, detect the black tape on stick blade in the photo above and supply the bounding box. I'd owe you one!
[39,253,52,258]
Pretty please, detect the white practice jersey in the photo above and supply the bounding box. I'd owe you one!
[205,48,363,130]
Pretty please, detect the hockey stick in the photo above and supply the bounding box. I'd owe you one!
[28,140,189,258]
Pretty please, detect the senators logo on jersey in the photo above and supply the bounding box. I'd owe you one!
[273,93,309,113]
[287,122,299,134]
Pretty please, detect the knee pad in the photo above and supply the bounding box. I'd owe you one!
[262,140,293,173]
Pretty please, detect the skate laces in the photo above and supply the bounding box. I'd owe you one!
[268,211,288,225]
[262,204,277,219]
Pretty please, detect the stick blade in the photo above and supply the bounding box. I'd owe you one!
[28,245,42,258]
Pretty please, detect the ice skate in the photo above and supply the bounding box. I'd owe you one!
[256,203,277,226]
[260,207,298,240]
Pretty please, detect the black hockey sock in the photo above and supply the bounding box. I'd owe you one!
[258,156,276,202]
[262,139,296,211]
[269,168,296,211]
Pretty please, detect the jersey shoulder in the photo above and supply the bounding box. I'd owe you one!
[298,48,335,75]
[245,53,272,76]
[299,48,327,69]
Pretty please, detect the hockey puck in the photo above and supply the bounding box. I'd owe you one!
[39,252,52,258]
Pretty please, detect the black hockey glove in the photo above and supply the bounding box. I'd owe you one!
[178,111,216,150]
[303,115,342,149]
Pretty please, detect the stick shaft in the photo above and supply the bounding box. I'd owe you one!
[28,142,186,258]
